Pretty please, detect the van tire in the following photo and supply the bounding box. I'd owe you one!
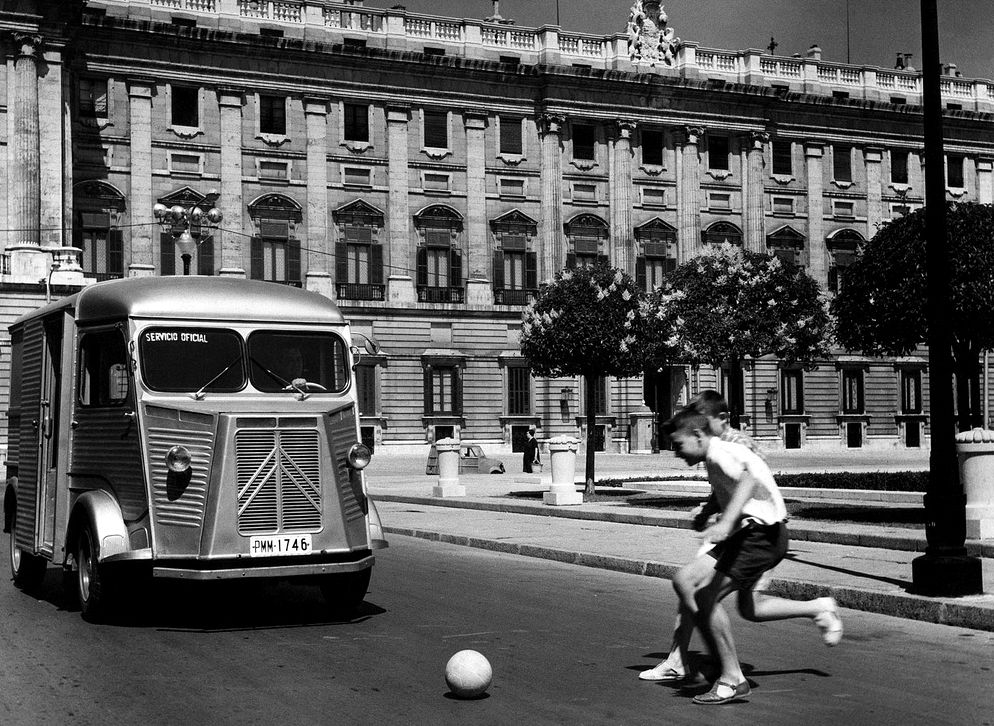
[75,524,116,621]
[9,507,47,590]
[320,568,371,618]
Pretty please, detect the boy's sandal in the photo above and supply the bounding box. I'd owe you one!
[815,598,844,647]
[638,663,686,682]
[692,679,751,705]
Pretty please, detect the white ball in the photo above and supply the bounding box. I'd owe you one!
[444,649,493,698]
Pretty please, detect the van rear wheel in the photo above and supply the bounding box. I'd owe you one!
[9,508,47,590]
[75,525,116,620]
[320,568,371,618]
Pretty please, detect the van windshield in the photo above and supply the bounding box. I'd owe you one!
[139,327,245,393]
[247,331,350,394]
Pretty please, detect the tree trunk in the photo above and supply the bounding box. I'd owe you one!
[953,341,982,431]
[728,355,743,431]
[584,373,597,497]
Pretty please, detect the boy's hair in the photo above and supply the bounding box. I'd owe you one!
[661,408,711,438]
[687,389,729,418]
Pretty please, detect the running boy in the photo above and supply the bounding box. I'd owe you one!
[661,407,842,705]
[640,390,766,683]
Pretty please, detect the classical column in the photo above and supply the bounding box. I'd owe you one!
[805,142,827,287]
[11,33,42,250]
[538,113,566,278]
[864,147,883,235]
[304,97,331,296]
[218,87,246,277]
[39,43,66,250]
[128,78,155,275]
[386,104,415,304]
[977,158,993,204]
[743,131,768,253]
[677,126,704,261]
[463,110,492,307]
[610,119,636,272]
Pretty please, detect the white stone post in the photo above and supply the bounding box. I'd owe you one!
[433,438,466,497]
[955,428,994,539]
[543,436,583,506]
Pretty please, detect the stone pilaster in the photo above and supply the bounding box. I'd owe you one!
[386,104,415,304]
[304,97,331,296]
[218,87,246,277]
[744,131,768,253]
[39,44,66,249]
[610,119,636,273]
[128,78,155,273]
[677,126,704,261]
[463,111,489,287]
[11,33,42,250]
[865,147,883,235]
[805,142,827,287]
[538,112,566,279]
[977,158,993,204]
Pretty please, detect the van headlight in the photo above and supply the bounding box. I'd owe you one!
[346,443,371,470]
[166,445,192,473]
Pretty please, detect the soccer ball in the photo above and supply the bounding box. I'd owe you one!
[444,649,493,698]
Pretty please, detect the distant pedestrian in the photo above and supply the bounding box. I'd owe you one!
[523,428,540,473]
[660,407,842,705]
[640,390,767,684]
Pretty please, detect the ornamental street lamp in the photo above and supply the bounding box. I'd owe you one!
[153,190,223,275]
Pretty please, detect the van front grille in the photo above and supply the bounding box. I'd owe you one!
[235,427,322,534]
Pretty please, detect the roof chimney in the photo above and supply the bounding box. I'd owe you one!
[806,44,822,60]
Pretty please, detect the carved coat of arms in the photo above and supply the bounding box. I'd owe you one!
[627,0,681,67]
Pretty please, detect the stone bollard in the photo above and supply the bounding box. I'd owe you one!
[543,435,583,506]
[433,438,466,497]
[955,427,994,539]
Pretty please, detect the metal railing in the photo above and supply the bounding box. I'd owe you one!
[417,285,464,303]
[335,282,385,301]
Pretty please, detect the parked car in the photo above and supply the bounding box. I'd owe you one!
[426,444,506,475]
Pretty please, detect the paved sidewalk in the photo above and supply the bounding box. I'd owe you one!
[364,448,994,632]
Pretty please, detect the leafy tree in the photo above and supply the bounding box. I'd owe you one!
[520,264,646,495]
[649,243,832,427]
[831,202,994,430]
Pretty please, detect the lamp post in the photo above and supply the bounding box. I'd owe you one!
[153,190,223,275]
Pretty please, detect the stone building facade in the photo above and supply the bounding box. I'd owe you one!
[2,0,994,453]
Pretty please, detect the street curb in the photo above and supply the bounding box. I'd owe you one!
[372,493,994,559]
[383,525,994,633]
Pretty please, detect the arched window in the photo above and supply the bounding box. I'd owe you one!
[156,186,218,277]
[73,180,126,281]
[701,221,743,247]
[415,205,464,303]
[564,213,609,268]
[634,217,678,291]
[826,228,864,293]
[247,193,303,286]
[333,199,385,301]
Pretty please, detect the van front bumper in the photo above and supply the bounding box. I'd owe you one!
[150,551,375,580]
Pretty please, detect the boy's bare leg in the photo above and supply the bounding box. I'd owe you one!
[738,590,843,646]
[694,573,746,688]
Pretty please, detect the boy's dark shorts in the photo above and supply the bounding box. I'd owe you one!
[707,521,788,589]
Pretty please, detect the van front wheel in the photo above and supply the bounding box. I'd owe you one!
[75,525,115,620]
[9,508,47,590]
[320,568,371,618]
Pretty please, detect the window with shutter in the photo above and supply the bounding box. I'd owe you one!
[772,140,792,176]
[344,103,369,142]
[572,123,595,160]
[259,95,287,135]
[642,129,664,166]
[171,85,199,127]
[424,111,448,149]
[499,117,523,155]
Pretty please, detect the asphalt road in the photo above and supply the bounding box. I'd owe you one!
[1,535,991,726]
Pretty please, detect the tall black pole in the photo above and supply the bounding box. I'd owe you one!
[910,0,982,596]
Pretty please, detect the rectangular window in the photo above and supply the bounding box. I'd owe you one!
[708,135,730,171]
[171,85,199,127]
[356,364,377,416]
[343,167,371,186]
[710,192,731,210]
[842,369,864,413]
[833,145,852,182]
[642,187,665,207]
[643,256,675,290]
[507,366,531,416]
[78,78,108,118]
[891,150,909,184]
[574,183,597,201]
[425,247,450,287]
[259,160,288,179]
[344,103,369,142]
[259,95,287,135]
[833,200,855,218]
[901,369,922,414]
[591,376,608,416]
[572,123,595,160]
[79,330,130,407]
[499,117,523,155]
[772,196,794,214]
[947,154,965,188]
[642,129,664,166]
[170,153,201,174]
[345,226,373,284]
[499,178,525,197]
[424,173,450,192]
[429,366,459,415]
[782,369,803,414]
[424,110,448,149]
[772,140,792,176]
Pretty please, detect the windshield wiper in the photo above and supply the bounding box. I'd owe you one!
[192,354,243,400]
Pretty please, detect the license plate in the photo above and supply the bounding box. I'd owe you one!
[249,534,312,557]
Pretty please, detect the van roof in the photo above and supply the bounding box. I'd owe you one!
[11,277,347,328]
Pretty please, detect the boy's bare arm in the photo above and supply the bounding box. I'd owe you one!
[691,491,719,531]
[703,472,757,543]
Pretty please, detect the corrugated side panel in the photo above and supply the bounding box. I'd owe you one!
[147,424,214,528]
[70,407,146,522]
[14,321,43,553]
[328,408,364,523]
